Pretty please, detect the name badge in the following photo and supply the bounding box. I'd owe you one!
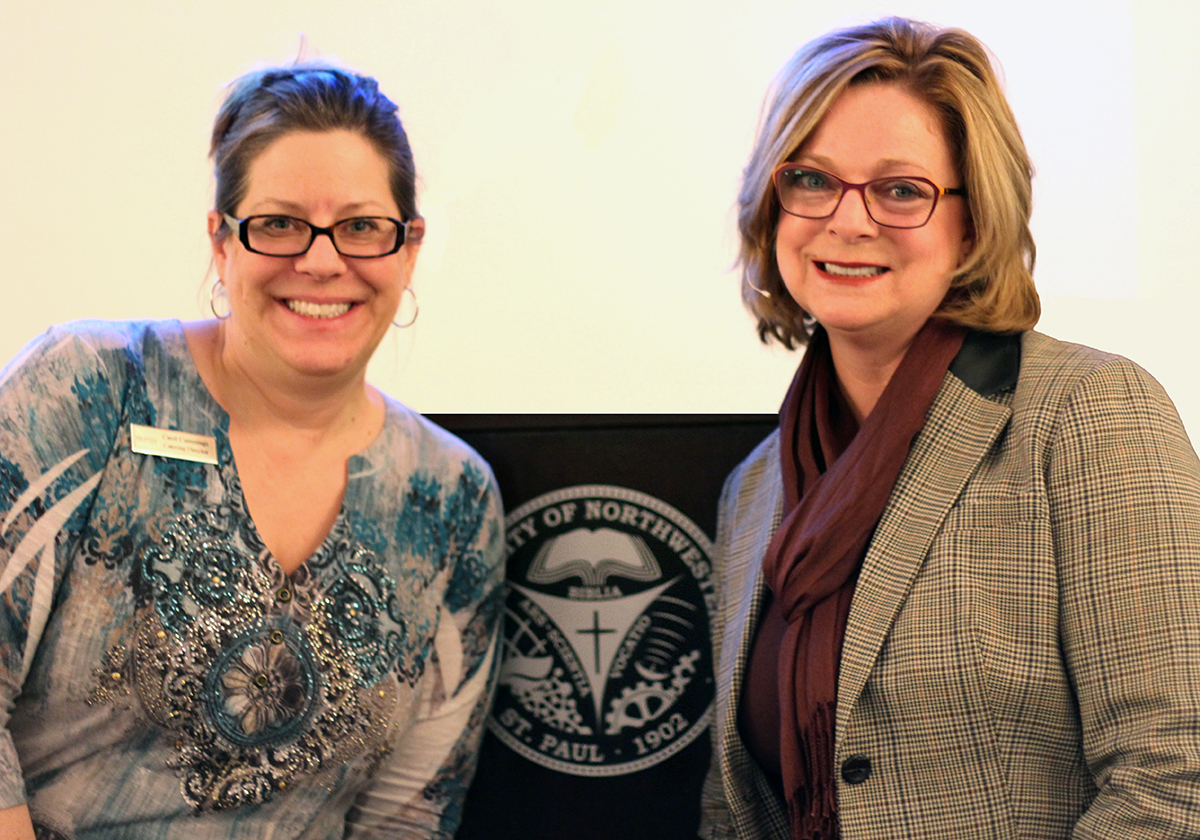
[130,424,219,465]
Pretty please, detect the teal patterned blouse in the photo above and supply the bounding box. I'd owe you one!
[0,320,505,839]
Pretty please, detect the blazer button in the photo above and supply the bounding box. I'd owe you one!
[841,755,872,785]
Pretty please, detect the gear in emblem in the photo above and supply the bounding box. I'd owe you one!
[488,486,715,776]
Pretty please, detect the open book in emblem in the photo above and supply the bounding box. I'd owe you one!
[525,528,661,587]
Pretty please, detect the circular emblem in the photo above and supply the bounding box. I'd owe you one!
[207,620,317,747]
[488,485,715,776]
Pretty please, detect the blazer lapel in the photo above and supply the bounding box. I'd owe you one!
[835,373,1012,741]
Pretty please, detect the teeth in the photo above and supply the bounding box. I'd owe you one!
[820,262,887,278]
[286,300,352,319]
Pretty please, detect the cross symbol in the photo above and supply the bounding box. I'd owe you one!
[576,610,616,674]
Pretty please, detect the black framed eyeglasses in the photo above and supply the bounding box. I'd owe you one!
[772,164,966,229]
[223,213,424,258]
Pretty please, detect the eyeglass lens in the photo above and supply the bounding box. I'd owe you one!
[244,215,402,257]
[775,167,940,228]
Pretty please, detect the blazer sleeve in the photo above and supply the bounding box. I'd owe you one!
[699,432,788,840]
[699,469,738,839]
[1047,356,1200,837]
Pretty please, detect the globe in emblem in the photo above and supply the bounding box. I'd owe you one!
[489,486,714,776]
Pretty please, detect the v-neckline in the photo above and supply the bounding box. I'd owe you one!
[166,319,391,580]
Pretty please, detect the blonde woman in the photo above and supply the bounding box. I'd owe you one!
[702,17,1200,839]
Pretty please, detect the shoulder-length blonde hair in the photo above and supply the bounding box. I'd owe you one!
[739,17,1038,348]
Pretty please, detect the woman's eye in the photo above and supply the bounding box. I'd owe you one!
[339,218,383,237]
[791,169,832,191]
[259,216,301,233]
[879,180,930,201]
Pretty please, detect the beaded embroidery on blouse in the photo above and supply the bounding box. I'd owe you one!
[1,322,504,836]
[90,477,410,812]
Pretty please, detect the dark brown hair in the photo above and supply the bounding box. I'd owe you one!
[210,61,418,236]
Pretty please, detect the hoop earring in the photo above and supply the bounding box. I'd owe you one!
[210,279,231,320]
[393,286,419,328]
[746,281,772,299]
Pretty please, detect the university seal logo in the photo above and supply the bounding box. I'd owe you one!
[489,485,715,776]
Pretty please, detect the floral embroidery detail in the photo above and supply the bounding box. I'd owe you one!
[93,497,412,813]
[220,634,310,737]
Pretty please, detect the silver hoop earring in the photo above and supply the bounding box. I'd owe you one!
[746,281,772,299]
[210,279,231,320]
[393,286,419,328]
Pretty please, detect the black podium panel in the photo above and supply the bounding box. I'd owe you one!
[428,415,776,840]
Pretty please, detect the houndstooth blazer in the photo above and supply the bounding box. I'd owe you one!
[699,330,1200,839]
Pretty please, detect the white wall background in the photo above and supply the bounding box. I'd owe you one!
[1,0,1196,438]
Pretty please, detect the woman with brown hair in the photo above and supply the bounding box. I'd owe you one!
[702,17,1200,839]
[0,63,504,839]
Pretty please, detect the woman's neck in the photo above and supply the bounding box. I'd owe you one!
[825,329,918,424]
[183,319,381,446]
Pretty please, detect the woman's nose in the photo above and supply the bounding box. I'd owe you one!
[295,230,347,277]
[825,185,878,239]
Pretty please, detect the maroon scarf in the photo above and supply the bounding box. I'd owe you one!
[762,318,965,838]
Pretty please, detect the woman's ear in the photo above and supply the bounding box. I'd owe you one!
[958,214,975,267]
[401,219,424,277]
[208,211,232,277]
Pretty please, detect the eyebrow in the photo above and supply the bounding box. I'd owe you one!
[244,199,391,216]
[794,154,934,178]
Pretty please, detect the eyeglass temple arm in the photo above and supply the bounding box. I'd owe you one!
[403,218,426,245]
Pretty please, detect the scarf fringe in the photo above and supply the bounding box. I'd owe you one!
[787,701,838,840]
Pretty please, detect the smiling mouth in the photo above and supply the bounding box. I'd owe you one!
[817,262,888,278]
[285,299,353,319]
